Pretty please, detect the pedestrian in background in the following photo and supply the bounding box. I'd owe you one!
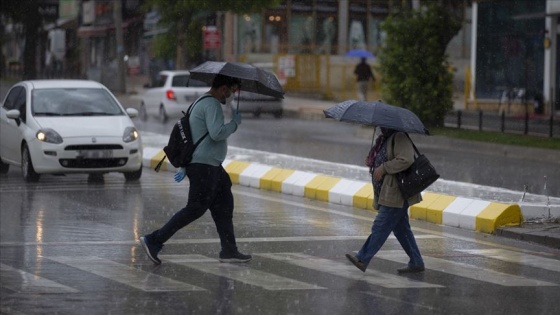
[140,74,251,265]
[346,127,425,273]
[353,57,375,101]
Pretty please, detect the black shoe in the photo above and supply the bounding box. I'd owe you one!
[139,235,162,265]
[397,266,425,274]
[219,251,252,263]
[345,254,366,272]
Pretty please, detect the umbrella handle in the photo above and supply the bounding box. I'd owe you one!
[235,90,240,113]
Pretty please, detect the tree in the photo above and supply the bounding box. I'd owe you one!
[378,2,464,128]
[145,0,281,68]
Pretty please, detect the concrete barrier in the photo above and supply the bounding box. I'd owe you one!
[143,148,523,234]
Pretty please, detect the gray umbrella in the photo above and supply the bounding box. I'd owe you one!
[324,100,429,135]
[189,61,284,99]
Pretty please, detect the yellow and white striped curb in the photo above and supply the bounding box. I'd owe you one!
[143,149,523,234]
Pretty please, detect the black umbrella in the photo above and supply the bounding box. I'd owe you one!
[323,100,429,135]
[189,61,285,99]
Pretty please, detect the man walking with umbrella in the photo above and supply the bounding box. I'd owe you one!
[353,57,375,101]
[139,74,251,264]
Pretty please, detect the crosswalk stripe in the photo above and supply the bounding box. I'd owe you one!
[45,256,205,292]
[0,263,79,294]
[0,234,442,247]
[161,254,325,291]
[456,249,560,273]
[375,250,558,287]
[255,253,443,289]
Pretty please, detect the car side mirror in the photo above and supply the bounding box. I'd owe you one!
[6,109,21,126]
[126,108,138,118]
[143,83,151,88]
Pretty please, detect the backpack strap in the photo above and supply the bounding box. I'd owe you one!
[185,94,212,143]
[154,155,166,172]
[154,94,212,173]
[391,132,420,159]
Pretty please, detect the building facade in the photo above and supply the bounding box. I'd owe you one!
[471,0,558,114]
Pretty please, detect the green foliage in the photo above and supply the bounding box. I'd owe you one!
[151,31,176,61]
[145,0,281,65]
[377,4,461,128]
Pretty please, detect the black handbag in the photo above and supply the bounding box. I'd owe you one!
[396,134,440,199]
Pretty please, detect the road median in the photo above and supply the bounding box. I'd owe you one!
[142,146,524,235]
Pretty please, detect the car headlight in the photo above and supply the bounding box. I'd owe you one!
[36,128,63,144]
[123,127,139,143]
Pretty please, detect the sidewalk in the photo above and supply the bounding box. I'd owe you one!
[123,74,560,249]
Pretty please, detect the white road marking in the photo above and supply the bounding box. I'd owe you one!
[0,263,79,294]
[232,189,558,254]
[45,256,205,292]
[0,234,442,247]
[256,253,443,289]
[456,248,560,273]
[161,254,325,291]
[376,250,558,287]
[362,291,440,312]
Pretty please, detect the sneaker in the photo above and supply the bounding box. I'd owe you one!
[397,265,425,274]
[345,254,366,272]
[219,251,252,263]
[139,235,162,265]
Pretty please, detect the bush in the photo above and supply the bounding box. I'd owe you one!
[377,4,461,128]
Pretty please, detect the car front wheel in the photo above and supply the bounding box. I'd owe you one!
[22,144,40,182]
[123,165,142,181]
[273,110,283,119]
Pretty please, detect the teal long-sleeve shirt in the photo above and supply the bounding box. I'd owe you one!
[189,94,239,166]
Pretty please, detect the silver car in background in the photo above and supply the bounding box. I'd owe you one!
[139,70,210,122]
[233,90,283,118]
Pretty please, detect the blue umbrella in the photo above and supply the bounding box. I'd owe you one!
[345,49,374,58]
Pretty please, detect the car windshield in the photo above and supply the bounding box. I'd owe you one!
[172,75,209,88]
[32,88,125,116]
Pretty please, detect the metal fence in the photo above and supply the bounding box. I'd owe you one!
[444,110,559,138]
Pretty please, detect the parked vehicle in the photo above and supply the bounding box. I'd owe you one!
[233,90,283,118]
[139,70,210,122]
[0,80,143,182]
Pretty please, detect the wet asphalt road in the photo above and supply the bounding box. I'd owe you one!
[1,166,560,314]
[1,81,560,313]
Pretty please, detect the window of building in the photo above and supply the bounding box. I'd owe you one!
[476,0,546,99]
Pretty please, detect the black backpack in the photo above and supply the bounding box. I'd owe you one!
[154,95,212,172]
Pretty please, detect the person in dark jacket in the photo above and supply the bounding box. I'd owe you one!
[353,57,375,101]
[346,127,425,273]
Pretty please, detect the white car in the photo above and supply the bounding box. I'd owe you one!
[139,70,210,122]
[0,80,143,182]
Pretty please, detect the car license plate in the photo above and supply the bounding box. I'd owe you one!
[78,150,113,159]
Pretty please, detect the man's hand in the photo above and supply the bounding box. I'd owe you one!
[232,111,242,125]
[174,167,186,183]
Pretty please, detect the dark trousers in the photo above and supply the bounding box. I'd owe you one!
[150,163,238,254]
